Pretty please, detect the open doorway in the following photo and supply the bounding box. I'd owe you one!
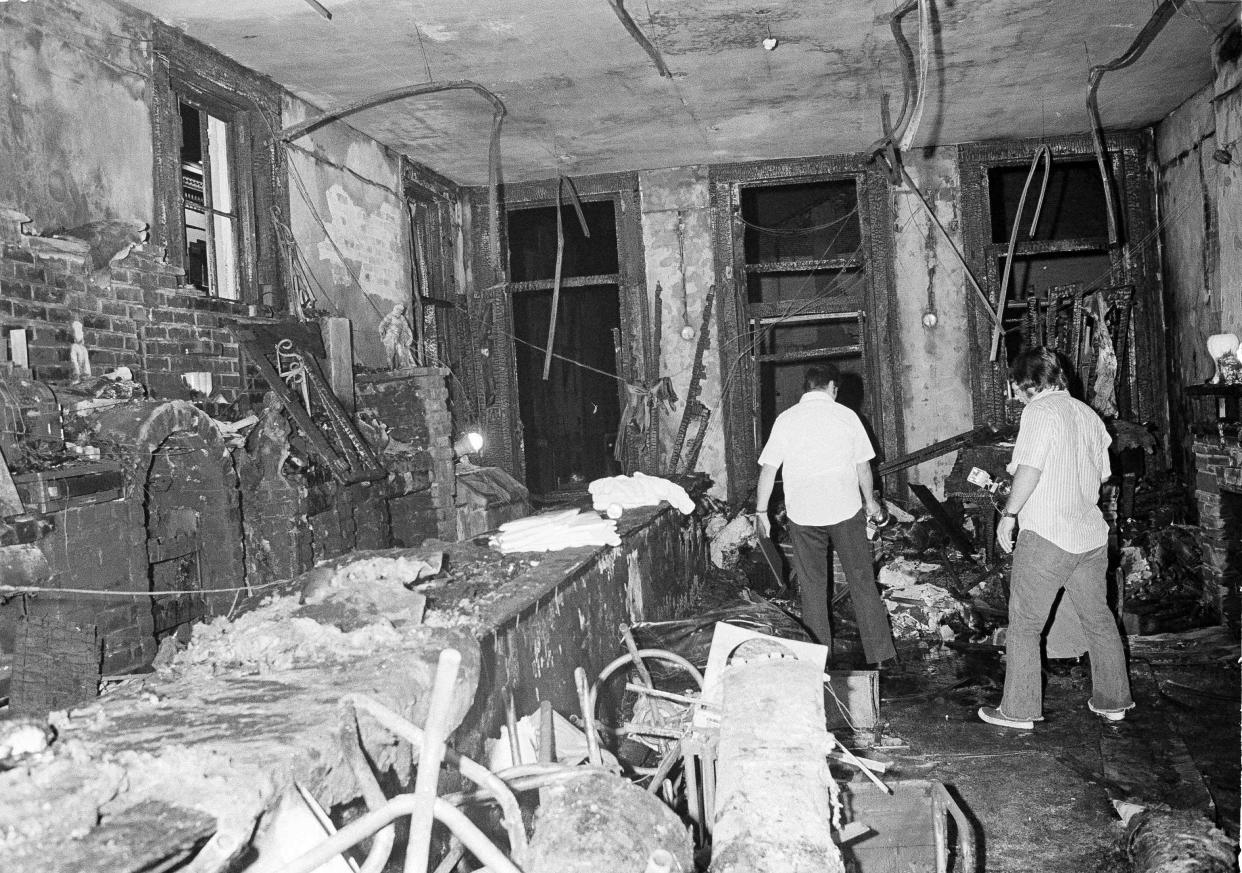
[739,178,874,444]
[507,199,624,496]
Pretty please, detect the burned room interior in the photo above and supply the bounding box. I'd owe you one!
[1,0,1241,870]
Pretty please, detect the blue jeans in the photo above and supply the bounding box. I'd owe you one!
[788,511,897,665]
[1000,530,1133,719]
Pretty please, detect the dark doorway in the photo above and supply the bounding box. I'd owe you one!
[507,198,625,496]
[738,179,872,445]
[512,285,622,495]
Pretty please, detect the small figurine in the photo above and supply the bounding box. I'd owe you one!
[1206,333,1240,384]
[69,320,92,380]
[379,303,418,370]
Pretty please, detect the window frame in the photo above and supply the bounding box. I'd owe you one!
[710,156,904,504]
[958,132,1164,432]
[483,173,650,483]
[151,23,287,308]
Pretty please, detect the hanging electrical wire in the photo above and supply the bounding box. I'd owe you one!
[278,80,508,279]
[989,145,1052,361]
[1085,0,1191,247]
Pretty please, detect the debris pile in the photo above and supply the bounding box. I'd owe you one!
[1120,524,1209,633]
[167,595,405,675]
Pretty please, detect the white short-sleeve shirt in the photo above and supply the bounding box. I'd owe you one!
[1006,390,1111,553]
[757,391,875,526]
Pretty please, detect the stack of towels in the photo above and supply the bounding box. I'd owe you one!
[490,509,621,554]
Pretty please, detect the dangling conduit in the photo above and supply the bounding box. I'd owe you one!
[990,146,1052,361]
[1086,0,1190,248]
[279,80,508,279]
[542,176,590,380]
[870,0,932,181]
[605,0,673,79]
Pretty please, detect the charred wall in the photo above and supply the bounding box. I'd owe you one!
[1155,26,1242,479]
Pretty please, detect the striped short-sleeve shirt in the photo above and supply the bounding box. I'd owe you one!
[1006,390,1111,553]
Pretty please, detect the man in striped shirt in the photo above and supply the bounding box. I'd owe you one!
[979,348,1134,730]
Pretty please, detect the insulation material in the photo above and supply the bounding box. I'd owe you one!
[168,595,403,675]
[1125,805,1237,873]
[490,510,620,553]
[589,472,695,515]
[693,623,827,731]
[298,548,442,624]
[711,657,844,873]
[706,513,757,569]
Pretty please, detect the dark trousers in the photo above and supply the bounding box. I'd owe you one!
[788,510,897,665]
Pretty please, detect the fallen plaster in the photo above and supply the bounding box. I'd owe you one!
[712,656,844,873]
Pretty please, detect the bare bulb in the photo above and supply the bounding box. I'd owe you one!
[680,325,697,341]
[921,311,938,329]
[762,37,778,51]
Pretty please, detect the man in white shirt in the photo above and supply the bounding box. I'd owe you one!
[755,364,897,666]
[979,347,1134,730]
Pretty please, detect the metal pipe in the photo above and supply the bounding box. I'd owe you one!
[604,0,673,79]
[989,146,1052,361]
[538,700,555,764]
[575,667,604,767]
[347,695,528,861]
[1085,0,1189,246]
[645,742,683,795]
[431,839,465,873]
[406,649,462,873]
[278,795,521,873]
[590,648,704,715]
[339,704,396,873]
[505,690,523,766]
[441,765,612,806]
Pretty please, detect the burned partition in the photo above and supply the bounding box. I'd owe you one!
[0,214,465,712]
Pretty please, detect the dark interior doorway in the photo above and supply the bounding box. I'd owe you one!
[512,286,622,494]
[508,198,625,496]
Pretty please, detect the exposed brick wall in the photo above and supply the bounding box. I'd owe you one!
[0,212,244,400]
[356,368,457,543]
[34,498,154,673]
[1191,435,1242,620]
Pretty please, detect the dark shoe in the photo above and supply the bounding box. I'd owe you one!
[978,706,1035,729]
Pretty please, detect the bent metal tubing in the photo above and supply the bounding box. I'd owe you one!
[346,694,529,862]
[277,795,522,873]
[339,706,396,873]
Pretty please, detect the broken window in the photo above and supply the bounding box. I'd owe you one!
[179,100,239,299]
[151,24,286,307]
[740,179,872,444]
[984,159,1117,363]
[959,134,1162,429]
[506,198,625,496]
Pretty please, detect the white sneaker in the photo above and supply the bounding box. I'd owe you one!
[1088,699,1134,721]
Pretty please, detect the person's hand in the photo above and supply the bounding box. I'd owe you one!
[865,495,884,521]
[996,514,1017,554]
[756,512,772,538]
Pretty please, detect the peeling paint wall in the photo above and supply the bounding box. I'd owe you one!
[0,0,154,231]
[889,152,975,494]
[639,166,727,497]
[284,95,412,368]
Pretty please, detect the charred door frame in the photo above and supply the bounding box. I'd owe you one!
[477,173,651,485]
[958,132,1164,439]
[709,156,904,504]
